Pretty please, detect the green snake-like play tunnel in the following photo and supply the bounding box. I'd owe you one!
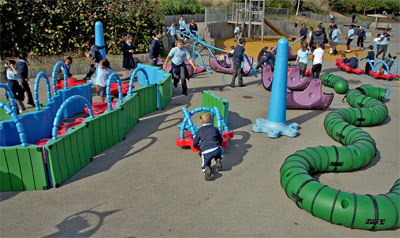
[321,74,349,94]
[280,84,399,230]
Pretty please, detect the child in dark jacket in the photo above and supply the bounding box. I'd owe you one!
[149,30,162,66]
[193,112,223,181]
[231,37,246,87]
[121,34,135,80]
[16,52,34,106]
[365,45,375,74]
[346,53,359,69]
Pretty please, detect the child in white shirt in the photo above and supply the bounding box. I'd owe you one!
[312,42,324,78]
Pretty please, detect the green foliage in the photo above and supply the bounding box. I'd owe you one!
[330,0,398,14]
[0,0,164,57]
[159,0,205,15]
[266,0,292,8]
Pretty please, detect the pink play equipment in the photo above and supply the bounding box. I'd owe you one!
[262,65,311,91]
[157,57,195,76]
[209,54,253,75]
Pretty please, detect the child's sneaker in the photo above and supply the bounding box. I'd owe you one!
[216,158,223,171]
[204,166,212,181]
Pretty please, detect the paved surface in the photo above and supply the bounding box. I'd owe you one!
[1,25,399,237]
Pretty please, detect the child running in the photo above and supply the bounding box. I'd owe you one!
[193,112,223,181]
[295,42,311,76]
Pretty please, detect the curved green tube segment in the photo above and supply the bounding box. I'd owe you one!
[321,74,349,94]
[280,85,399,230]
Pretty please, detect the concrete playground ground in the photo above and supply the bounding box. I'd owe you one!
[1,36,400,237]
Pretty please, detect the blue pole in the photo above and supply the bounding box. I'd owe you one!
[268,38,288,122]
[95,21,106,59]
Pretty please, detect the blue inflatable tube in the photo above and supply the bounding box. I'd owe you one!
[0,83,18,114]
[34,72,53,111]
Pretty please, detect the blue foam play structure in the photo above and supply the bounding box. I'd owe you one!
[252,38,299,138]
[95,21,106,59]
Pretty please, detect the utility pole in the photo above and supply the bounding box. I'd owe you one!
[296,0,301,16]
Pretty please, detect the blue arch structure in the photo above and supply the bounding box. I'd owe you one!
[51,95,94,140]
[374,61,391,76]
[0,101,28,147]
[128,67,149,96]
[360,57,376,73]
[51,61,68,94]
[34,72,53,111]
[106,73,123,110]
[179,106,229,140]
[0,83,18,114]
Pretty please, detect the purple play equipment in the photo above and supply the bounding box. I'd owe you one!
[209,54,253,75]
[286,78,334,110]
[262,65,311,91]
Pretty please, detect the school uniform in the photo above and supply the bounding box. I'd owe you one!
[16,59,34,105]
[231,44,245,87]
[365,50,375,74]
[149,38,161,66]
[121,42,135,69]
[168,46,191,95]
[312,47,324,78]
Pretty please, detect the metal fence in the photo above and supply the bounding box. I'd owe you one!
[205,7,227,24]
[227,2,288,22]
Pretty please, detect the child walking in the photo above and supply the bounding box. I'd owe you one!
[16,52,34,106]
[5,60,26,113]
[166,22,178,48]
[121,35,135,81]
[95,59,114,103]
[193,112,223,181]
[312,42,324,78]
[295,42,311,76]
[149,30,162,66]
[230,37,246,87]
[163,39,197,95]
[178,16,186,40]
[356,25,366,50]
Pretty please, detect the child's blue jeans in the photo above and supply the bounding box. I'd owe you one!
[201,147,222,171]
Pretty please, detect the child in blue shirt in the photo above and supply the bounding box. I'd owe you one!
[163,39,197,95]
[295,42,311,76]
[178,16,186,40]
[95,59,114,103]
[193,112,223,181]
[166,23,178,48]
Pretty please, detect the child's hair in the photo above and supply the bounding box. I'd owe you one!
[125,34,132,41]
[368,45,374,50]
[316,41,322,47]
[201,112,212,123]
[379,69,385,74]
[354,53,358,57]
[309,26,313,31]
[301,42,308,50]
[170,22,175,26]
[7,59,16,66]
[100,59,110,68]
[230,45,235,49]
[152,30,161,37]
[341,53,346,58]
[65,56,72,63]
[377,34,380,37]
[238,38,245,44]
[177,39,184,44]
[18,52,28,60]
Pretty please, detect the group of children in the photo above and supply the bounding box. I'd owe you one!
[295,41,325,78]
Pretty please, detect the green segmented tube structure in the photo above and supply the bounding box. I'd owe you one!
[280,84,399,230]
[322,74,349,94]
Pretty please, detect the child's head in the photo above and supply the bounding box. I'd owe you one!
[99,59,110,69]
[177,39,184,49]
[349,25,354,29]
[170,22,175,27]
[65,56,72,65]
[353,53,358,58]
[379,69,385,75]
[309,26,313,31]
[18,52,28,60]
[125,34,132,43]
[152,30,162,39]
[368,45,374,50]
[85,40,93,49]
[377,34,380,37]
[238,37,245,45]
[191,19,195,23]
[179,15,183,20]
[301,23,306,28]
[341,53,347,58]
[301,42,308,50]
[230,45,235,50]
[316,41,322,48]
[4,60,16,71]
[200,112,212,124]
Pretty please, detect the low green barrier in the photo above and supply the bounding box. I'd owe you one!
[120,93,140,135]
[158,75,173,110]
[1,145,48,191]
[201,91,229,127]
[45,123,93,187]
[133,84,158,117]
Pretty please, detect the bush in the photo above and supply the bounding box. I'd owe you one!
[0,0,164,58]
[160,0,205,15]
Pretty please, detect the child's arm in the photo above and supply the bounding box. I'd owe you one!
[163,56,171,70]
[193,133,200,149]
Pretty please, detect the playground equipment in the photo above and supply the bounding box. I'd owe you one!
[321,74,349,94]
[176,106,233,152]
[280,84,400,230]
[252,38,299,138]
[286,79,334,110]
[336,58,364,74]
[361,57,399,80]
[258,46,297,63]
[157,57,195,77]
[209,54,254,75]
[262,65,311,91]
